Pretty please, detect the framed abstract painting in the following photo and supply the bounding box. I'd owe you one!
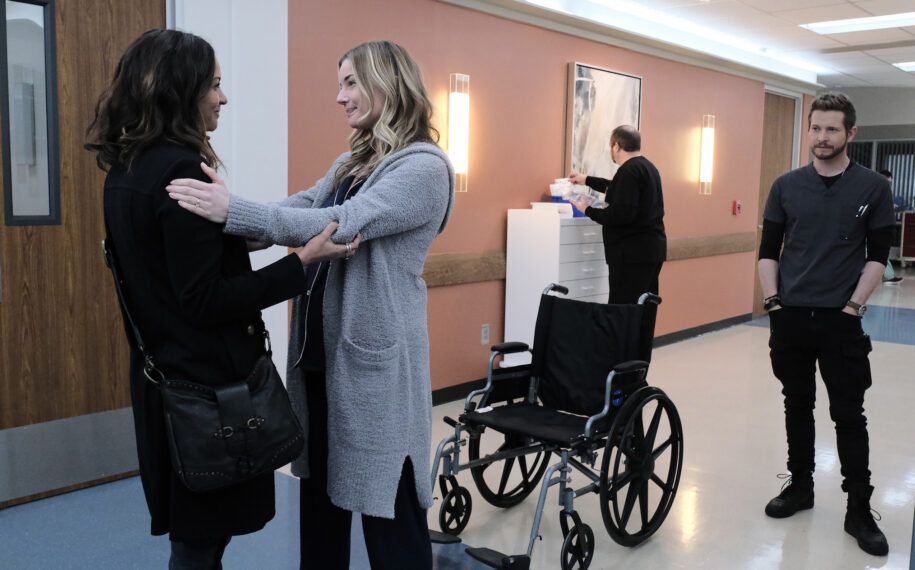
[566,62,641,181]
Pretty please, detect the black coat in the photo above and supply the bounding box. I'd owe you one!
[103,143,305,539]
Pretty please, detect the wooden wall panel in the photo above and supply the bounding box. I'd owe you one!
[422,233,757,288]
[752,93,797,316]
[0,1,165,429]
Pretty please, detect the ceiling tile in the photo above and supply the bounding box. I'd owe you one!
[739,0,846,13]
[668,0,771,21]
[864,46,915,61]
[817,72,874,87]
[772,4,871,25]
[743,25,849,50]
[852,0,915,16]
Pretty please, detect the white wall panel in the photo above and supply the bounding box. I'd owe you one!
[171,0,292,378]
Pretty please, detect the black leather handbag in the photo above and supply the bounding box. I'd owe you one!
[102,236,304,492]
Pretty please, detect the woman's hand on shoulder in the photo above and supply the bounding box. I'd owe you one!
[294,222,362,265]
[167,162,230,223]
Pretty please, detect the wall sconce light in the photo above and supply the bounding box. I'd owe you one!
[699,114,715,195]
[448,73,469,192]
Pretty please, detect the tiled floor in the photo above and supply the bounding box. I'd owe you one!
[1,267,913,569]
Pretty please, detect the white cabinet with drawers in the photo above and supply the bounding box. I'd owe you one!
[502,209,606,366]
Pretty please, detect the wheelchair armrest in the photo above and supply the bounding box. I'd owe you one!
[612,360,650,374]
[491,341,529,354]
[583,362,650,438]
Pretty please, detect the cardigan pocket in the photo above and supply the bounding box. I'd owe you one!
[341,336,400,396]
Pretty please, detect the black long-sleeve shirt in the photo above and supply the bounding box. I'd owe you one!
[583,155,666,265]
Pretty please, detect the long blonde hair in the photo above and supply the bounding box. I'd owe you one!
[333,41,439,188]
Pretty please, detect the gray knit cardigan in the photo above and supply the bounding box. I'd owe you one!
[225,142,454,518]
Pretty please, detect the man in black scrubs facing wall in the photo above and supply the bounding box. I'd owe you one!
[568,125,666,304]
[758,92,893,557]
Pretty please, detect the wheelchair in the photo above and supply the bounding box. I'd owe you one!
[430,284,683,570]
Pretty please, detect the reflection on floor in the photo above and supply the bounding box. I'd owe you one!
[1,267,913,569]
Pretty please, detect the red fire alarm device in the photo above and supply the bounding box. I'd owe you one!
[733,200,741,215]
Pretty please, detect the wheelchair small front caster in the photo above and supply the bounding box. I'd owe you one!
[559,511,594,570]
[438,475,472,535]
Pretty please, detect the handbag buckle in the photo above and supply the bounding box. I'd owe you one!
[214,426,235,439]
[247,417,265,430]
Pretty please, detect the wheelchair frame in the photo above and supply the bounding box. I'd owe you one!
[430,285,683,570]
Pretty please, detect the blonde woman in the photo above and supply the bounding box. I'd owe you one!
[167,41,454,569]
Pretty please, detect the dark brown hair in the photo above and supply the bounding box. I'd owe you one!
[85,29,219,171]
[808,93,856,132]
[610,125,641,152]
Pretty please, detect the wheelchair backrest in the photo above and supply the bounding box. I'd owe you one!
[530,295,651,417]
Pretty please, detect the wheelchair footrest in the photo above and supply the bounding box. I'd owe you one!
[428,530,462,544]
[466,546,530,569]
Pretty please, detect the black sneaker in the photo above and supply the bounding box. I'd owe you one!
[765,474,814,518]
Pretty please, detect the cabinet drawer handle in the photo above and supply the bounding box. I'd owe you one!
[581,267,594,274]
[582,231,597,237]
[582,249,595,255]
[581,286,595,291]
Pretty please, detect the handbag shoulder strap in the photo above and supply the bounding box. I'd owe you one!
[102,222,164,384]
[101,222,273,386]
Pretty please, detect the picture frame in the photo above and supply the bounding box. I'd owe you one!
[565,62,642,182]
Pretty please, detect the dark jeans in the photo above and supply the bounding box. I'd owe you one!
[768,307,873,489]
[299,370,432,570]
[169,536,230,570]
[607,262,662,304]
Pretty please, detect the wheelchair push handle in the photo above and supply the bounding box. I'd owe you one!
[638,292,662,305]
[542,283,569,296]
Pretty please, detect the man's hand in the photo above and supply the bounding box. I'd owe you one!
[568,172,587,186]
[568,195,589,213]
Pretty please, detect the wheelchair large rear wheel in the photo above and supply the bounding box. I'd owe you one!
[599,387,683,547]
[468,427,551,508]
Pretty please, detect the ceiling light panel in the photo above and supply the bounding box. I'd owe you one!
[800,12,915,35]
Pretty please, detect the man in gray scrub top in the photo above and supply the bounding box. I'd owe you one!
[757,93,894,557]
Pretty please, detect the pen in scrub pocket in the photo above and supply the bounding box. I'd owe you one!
[856,204,869,218]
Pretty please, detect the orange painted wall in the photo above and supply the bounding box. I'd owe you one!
[289,0,767,390]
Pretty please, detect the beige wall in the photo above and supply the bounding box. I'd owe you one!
[289,0,771,390]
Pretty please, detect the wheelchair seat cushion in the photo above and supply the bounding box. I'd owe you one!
[460,403,609,447]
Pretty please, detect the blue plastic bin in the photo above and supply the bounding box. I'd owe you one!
[550,195,587,217]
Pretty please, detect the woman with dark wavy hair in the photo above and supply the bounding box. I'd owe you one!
[86,29,352,568]
[167,40,454,569]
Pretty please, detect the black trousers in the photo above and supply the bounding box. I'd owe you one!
[767,307,873,489]
[169,536,230,570]
[607,261,662,304]
[299,370,432,570]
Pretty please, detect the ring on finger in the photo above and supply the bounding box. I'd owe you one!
[195,199,201,208]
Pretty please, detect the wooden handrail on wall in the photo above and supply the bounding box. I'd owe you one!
[421,231,756,288]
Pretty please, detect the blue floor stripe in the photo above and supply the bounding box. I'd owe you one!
[0,474,481,569]
[745,304,915,346]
